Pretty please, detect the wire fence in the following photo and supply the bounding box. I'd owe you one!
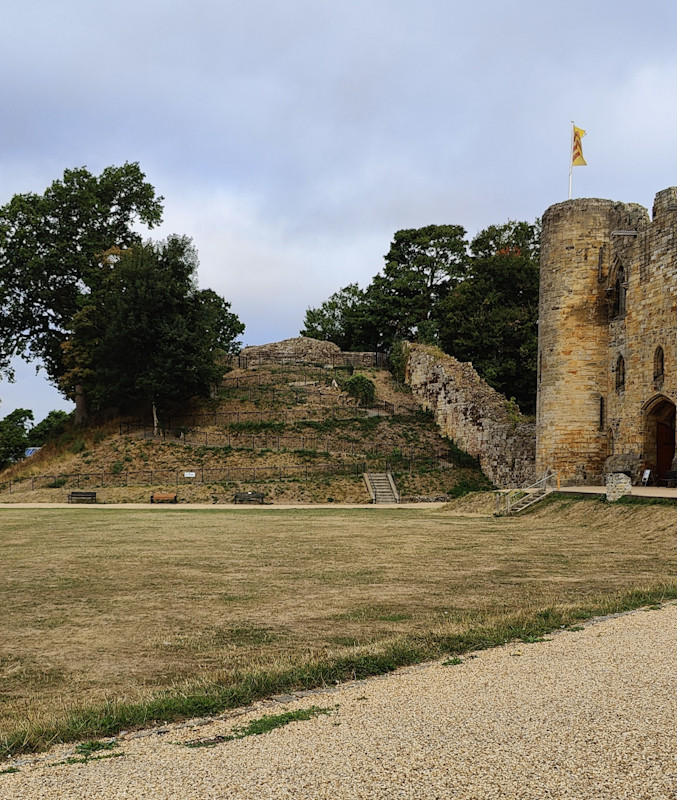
[127,427,450,462]
[0,456,451,494]
[220,364,351,389]
[119,402,416,435]
[228,351,389,370]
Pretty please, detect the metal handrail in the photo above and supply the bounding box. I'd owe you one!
[495,472,558,515]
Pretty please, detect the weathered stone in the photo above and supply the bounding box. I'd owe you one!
[603,454,643,485]
[241,337,381,368]
[605,472,632,502]
[404,344,535,488]
[537,189,677,484]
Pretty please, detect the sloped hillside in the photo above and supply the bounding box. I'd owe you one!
[0,355,491,504]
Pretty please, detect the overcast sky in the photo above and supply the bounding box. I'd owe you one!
[2,0,677,421]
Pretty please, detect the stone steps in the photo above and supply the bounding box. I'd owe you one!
[364,472,400,504]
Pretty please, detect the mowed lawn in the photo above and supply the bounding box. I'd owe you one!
[1,498,676,742]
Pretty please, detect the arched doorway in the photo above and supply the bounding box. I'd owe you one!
[643,395,676,478]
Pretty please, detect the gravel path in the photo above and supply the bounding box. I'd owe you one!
[3,604,676,799]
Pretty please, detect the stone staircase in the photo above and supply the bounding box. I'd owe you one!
[364,472,400,504]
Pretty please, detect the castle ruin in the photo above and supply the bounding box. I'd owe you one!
[537,188,677,484]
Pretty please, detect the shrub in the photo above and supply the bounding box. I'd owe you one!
[343,374,376,405]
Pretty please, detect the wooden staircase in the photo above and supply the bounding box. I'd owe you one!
[364,472,400,504]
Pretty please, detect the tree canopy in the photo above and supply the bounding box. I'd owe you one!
[0,408,34,470]
[300,219,540,412]
[61,236,244,418]
[302,224,468,352]
[437,220,540,413]
[300,283,366,351]
[0,164,244,422]
[0,162,164,382]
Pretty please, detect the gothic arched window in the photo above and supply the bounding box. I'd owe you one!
[654,346,665,381]
[612,266,627,318]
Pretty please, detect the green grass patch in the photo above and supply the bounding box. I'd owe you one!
[2,583,675,761]
[74,739,119,757]
[617,495,677,507]
[228,421,286,434]
[184,706,334,748]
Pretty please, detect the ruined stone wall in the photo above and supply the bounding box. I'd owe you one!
[240,337,384,367]
[537,188,677,483]
[405,344,535,488]
[241,337,342,363]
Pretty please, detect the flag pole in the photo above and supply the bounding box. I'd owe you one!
[568,120,574,199]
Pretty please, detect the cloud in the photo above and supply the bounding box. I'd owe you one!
[3,0,677,416]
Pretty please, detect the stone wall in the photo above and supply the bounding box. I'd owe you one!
[240,337,385,367]
[537,188,677,484]
[404,344,536,488]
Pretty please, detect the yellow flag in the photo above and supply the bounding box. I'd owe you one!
[572,125,587,166]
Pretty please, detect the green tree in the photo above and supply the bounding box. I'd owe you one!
[0,163,163,383]
[301,225,468,352]
[0,408,34,469]
[301,283,366,351]
[437,220,540,413]
[61,237,244,426]
[365,224,468,348]
[29,409,73,446]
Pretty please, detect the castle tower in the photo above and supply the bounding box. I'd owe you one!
[536,198,646,482]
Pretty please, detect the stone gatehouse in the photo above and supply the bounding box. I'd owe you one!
[537,188,677,484]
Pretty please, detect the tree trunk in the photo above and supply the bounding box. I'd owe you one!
[152,402,159,437]
[74,385,88,425]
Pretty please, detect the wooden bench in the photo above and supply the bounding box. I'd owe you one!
[150,492,178,504]
[68,491,97,504]
[233,491,265,504]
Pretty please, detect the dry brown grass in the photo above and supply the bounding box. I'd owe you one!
[1,494,676,739]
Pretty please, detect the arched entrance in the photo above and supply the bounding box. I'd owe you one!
[643,395,676,478]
